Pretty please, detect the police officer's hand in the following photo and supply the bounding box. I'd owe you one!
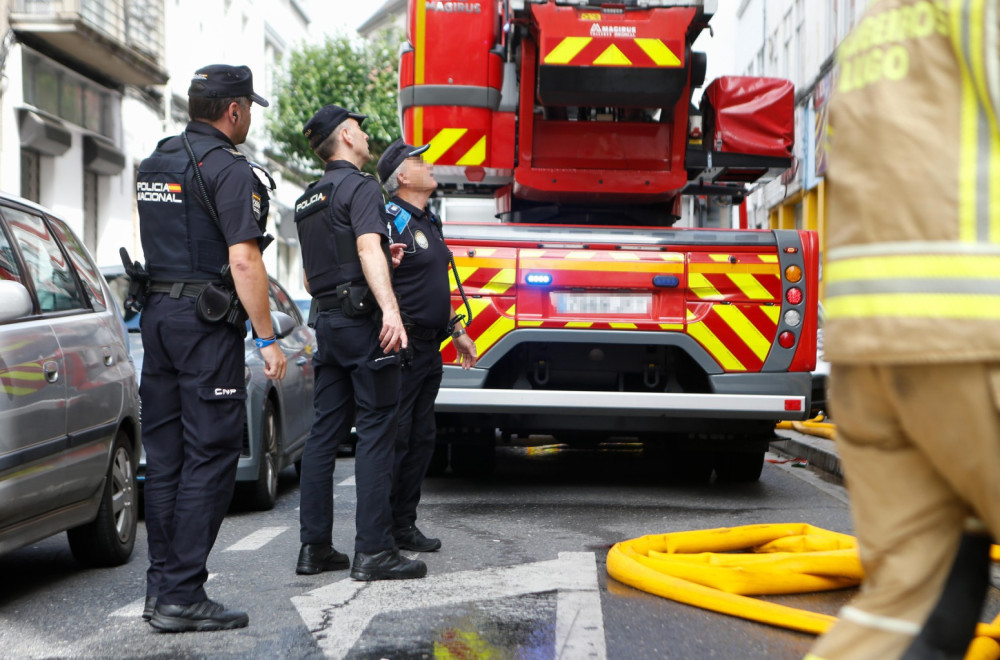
[454,332,478,370]
[390,243,407,268]
[261,343,287,380]
[380,308,408,353]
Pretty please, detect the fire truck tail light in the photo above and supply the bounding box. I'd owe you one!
[786,287,803,305]
[525,272,552,286]
[784,247,798,254]
[783,310,801,327]
[778,331,795,348]
[784,265,802,282]
[785,399,802,411]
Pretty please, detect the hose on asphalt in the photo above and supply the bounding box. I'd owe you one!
[606,524,1000,658]
[776,414,836,439]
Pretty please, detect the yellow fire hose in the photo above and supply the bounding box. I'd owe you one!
[776,414,836,440]
[606,524,1000,658]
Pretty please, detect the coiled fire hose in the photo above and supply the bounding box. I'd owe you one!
[606,524,1000,659]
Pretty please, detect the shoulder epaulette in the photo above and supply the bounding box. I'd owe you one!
[223,147,246,160]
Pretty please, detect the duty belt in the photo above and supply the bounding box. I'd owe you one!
[314,295,341,312]
[147,281,212,299]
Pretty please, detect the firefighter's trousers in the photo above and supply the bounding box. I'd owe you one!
[807,362,1000,660]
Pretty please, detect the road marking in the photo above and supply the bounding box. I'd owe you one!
[292,551,606,659]
[337,475,355,487]
[224,526,289,552]
[111,574,217,618]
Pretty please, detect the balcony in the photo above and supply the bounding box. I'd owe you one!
[11,0,168,86]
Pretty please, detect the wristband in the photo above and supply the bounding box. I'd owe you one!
[254,335,276,349]
[451,326,466,340]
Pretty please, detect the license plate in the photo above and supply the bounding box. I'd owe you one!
[551,292,652,315]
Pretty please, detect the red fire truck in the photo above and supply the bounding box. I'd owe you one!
[399,0,818,482]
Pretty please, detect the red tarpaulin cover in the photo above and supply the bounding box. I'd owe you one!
[703,77,794,158]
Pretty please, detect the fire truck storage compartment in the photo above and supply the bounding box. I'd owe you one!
[701,76,794,158]
[531,3,697,109]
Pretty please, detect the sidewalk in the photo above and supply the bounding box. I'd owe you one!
[771,429,842,482]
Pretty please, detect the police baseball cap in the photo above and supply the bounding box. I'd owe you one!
[188,64,269,107]
[303,105,367,148]
[377,139,431,183]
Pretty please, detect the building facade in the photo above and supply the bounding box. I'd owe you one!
[0,0,311,295]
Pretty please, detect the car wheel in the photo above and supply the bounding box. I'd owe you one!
[249,398,280,511]
[714,450,765,483]
[67,430,138,567]
[646,445,713,484]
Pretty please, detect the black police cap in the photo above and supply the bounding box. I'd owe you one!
[377,138,431,183]
[303,105,367,149]
[188,64,269,107]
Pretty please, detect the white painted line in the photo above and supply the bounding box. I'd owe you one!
[337,475,355,487]
[111,574,218,617]
[224,526,289,552]
[292,552,606,660]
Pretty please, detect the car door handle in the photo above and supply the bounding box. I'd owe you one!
[296,357,308,367]
[102,347,114,366]
[43,360,59,383]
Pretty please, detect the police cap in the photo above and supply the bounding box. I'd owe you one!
[188,64,269,107]
[377,138,431,183]
[303,105,367,149]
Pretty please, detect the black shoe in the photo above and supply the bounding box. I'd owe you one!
[350,549,427,581]
[149,599,249,633]
[142,596,157,622]
[296,543,350,575]
[394,525,442,552]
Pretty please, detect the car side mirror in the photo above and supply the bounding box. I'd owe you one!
[271,311,297,339]
[0,281,33,323]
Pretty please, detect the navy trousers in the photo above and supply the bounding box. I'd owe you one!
[299,309,400,554]
[391,336,443,530]
[140,293,245,606]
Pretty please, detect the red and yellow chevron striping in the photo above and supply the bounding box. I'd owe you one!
[543,36,682,68]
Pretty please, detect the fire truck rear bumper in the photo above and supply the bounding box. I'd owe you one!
[434,388,806,420]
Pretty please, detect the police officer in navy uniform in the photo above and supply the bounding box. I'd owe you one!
[136,64,287,632]
[376,140,477,553]
[294,106,427,581]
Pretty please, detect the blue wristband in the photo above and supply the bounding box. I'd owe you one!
[254,336,276,349]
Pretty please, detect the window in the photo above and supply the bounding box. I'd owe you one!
[22,50,118,138]
[3,207,85,313]
[20,149,40,203]
[48,215,107,311]
[0,222,24,285]
[83,170,98,250]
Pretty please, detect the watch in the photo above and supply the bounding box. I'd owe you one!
[451,326,466,340]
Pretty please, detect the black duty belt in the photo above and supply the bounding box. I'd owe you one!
[315,295,342,312]
[404,323,441,341]
[148,281,211,299]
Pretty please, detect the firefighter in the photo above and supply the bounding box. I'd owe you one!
[294,106,427,581]
[805,1,1000,658]
[376,139,478,553]
[137,64,286,632]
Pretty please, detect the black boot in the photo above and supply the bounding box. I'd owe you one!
[394,525,442,552]
[296,543,350,575]
[149,600,249,633]
[142,596,157,622]
[350,549,427,581]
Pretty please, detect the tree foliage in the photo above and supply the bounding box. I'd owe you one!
[270,30,402,179]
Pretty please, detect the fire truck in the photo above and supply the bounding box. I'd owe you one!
[398,0,818,482]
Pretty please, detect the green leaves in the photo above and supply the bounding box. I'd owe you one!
[270,29,404,178]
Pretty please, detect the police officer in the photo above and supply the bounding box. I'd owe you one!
[376,139,477,552]
[806,2,1000,658]
[294,105,426,581]
[136,64,286,632]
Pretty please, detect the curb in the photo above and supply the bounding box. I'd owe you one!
[771,429,843,482]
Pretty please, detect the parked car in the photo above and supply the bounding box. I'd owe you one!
[103,270,317,510]
[0,194,141,566]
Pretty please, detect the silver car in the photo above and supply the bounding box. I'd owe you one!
[103,270,317,510]
[0,194,141,566]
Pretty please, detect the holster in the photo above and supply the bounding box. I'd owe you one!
[194,264,248,335]
[335,282,376,318]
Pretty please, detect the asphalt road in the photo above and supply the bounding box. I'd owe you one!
[1,442,994,659]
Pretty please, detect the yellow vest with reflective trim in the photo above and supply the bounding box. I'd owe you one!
[824,0,1000,364]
